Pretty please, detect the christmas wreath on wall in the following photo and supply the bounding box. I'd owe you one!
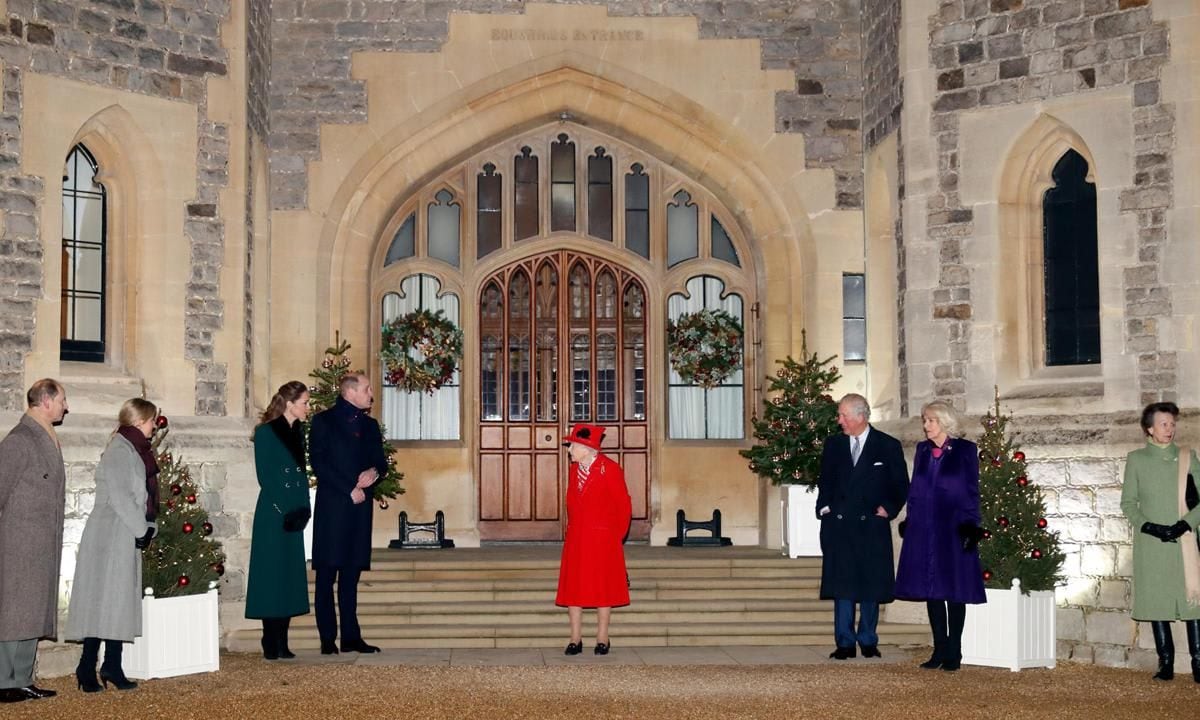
[666,308,744,389]
[380,308,464,394]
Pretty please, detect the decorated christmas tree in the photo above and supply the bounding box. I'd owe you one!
[976,392,1065,592]
[741,332,841,488]
[142,417,226,598]
[308,337,405,506]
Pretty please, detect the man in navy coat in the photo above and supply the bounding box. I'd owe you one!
[816,393,909,660]
[310,372,388,654]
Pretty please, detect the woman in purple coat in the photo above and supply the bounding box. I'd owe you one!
[894,400,986,671]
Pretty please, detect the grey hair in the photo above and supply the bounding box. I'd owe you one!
[920,400,961,438]
[838,393,870,421]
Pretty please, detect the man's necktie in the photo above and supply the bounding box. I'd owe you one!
[851,435,861,466]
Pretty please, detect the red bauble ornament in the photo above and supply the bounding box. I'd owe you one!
[202,522,213,535]
[1031,548,1043,559]
[991,459,1003,467]
[1016,476,1029,487]
[211,562,225,576]
[1013,451,1025,462]
[997,516,1010,527]
[166,500,175,509]
[982,570,993,581]
[186,493,197,504]
[155,415,170,429]
[178,575,190,587]
[183,522,194,534]
[379,500,389,510]
[1037,518,1048,529]
[171,484,182,496]
[983,530,992,539]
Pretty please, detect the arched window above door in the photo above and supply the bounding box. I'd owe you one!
[381,273,461,440]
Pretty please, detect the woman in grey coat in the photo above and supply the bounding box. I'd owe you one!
[66,399,159,693]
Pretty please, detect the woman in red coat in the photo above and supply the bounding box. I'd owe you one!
[556,423,632,656]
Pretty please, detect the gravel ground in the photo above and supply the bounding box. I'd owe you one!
[8,653,1197,720]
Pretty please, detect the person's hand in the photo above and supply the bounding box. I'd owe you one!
[897,519,907,538]
[1142,522,1179,542]
[1165,520,1191,540]
[818,506,830,519]
[875,506,888,518]
[356,469,378,489]
[134,527,155,550]
[957,523,984,551]
[350,487,366,505]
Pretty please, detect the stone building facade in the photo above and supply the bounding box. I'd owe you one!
[0,0,1197,674]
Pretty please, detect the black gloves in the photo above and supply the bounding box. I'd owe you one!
[897,520,907,538]
[957,523,984,551]
[1142,522,1180,543]
[134,527,155,550]
[1167,520,1191,540]
[283,507,311,533]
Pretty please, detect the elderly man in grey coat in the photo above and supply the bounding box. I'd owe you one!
[0,379,69,704]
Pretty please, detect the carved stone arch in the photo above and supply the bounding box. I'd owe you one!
[997,114,1101,390]
[319,62,811,373]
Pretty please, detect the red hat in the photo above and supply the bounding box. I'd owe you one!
[562,423,605,451]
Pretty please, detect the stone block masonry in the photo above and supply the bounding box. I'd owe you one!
[923,0,1175,410]
[0,1,232,413]
[267,0,867,211]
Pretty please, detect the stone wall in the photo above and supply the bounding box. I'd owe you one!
[863,0,902,148]
[267,0,866,210]
[920,0,1175,410]
[0,0,232,414]
[244,0,270,416]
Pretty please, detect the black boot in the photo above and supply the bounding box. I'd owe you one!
[278,617,295,659]
[1150,621,1175,681]
[942,602,966,672]
[99,640,138,690]
[75,637,102,693]
[922,601,947,669]
[261,619,280,660]
[1186,620,1200,684]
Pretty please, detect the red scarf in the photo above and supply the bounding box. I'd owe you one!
[117,424,160,521]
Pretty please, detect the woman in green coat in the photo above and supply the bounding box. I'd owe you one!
[1121,401,1200,683]
[245,381,312,659]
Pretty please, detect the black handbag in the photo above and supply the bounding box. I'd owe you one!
[1187,475,1198,552]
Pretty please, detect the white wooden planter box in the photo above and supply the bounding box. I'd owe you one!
[781,484,822,558]
[962,579,1057,671]
[303,487,317,561]
[123,588,220,679]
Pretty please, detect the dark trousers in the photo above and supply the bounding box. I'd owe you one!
[315,567,362,644]
[833,599,879,648]
[926,600,967,661]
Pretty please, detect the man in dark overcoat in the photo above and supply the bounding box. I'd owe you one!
[310,372,388,654]
[816,393,909,660]
[0,380,68,703]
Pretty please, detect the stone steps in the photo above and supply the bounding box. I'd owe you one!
[227,547,926,652]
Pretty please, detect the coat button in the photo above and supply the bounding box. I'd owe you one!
[860,515,867,521]
[836,514,843,520]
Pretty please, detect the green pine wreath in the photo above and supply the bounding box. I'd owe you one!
[667,308,744,389]
[380,309,464,394]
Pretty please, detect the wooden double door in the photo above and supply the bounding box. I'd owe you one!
[477,250,650,541]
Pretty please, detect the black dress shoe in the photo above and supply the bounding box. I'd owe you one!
[829,646,856,660]
[941,658,961,672]
[860,645,882,658]
[340,639,380,654]
[0,688,30,703]
[564,641,583,656]
[22,685,57,698]
[320,640,339,655]
[594,642,610,655]
[919,655,943,670]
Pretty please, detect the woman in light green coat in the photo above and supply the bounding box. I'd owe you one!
[1121,401,1200,683]
[244,381,312,659]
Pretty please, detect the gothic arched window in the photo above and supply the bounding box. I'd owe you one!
[1042,149,1099,366]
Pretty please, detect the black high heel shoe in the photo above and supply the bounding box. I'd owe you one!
[99,669,138,691]
[594,642,610,656]
[564,641,583,656]
[76,668,102,693]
